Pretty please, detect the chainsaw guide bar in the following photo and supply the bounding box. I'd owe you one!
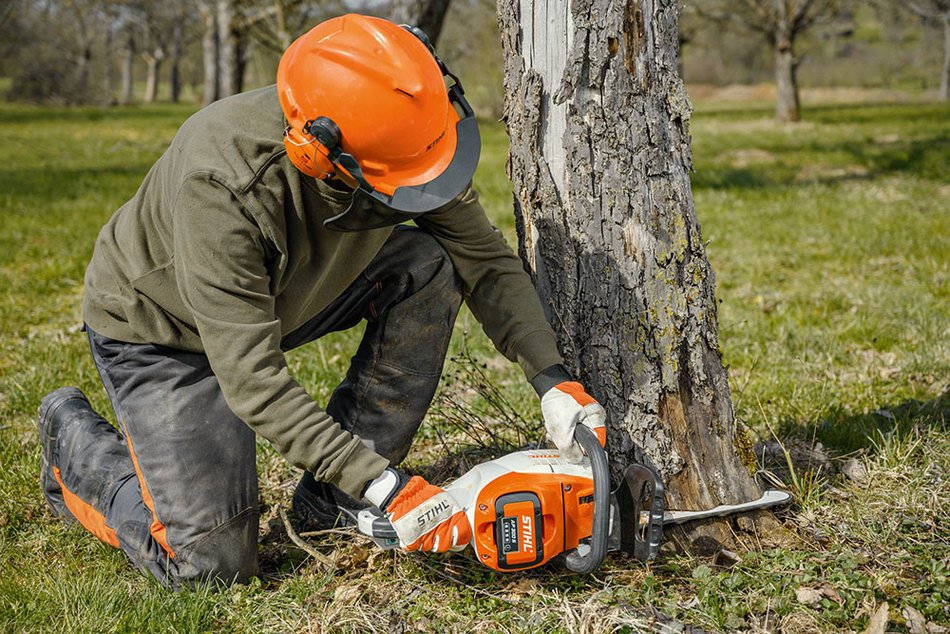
[658,489,793,525]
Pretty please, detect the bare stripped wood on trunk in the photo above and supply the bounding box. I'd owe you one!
[499,0,768,551]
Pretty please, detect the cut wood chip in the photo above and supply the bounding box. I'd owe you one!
[333,585,361,604]
[862,602,889,634]
[714,548,741,568]
[504,577,540,600]
[904,606,928,634]
[795,586,822,607]
[795,584,844,608]
[904,605,950,634]
[841,457,867,483]
[819,584,844,605]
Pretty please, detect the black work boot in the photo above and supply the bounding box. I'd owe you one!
[290,471,367,532]
[37,387,95,522]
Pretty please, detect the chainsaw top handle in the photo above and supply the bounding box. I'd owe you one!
[563,424,610,574]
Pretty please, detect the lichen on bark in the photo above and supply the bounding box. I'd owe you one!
[500,0,768,549]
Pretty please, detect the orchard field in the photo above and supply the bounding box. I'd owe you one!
[0,94,947,632]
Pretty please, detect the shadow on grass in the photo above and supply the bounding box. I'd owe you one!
[0,103,197,126]
[694,100,948,124]
[772,389,950,457]
[0,165,150,203]
[692,135,949,191]
[804,101,950,126]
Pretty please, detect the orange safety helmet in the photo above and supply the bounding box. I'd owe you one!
[277,14,480,231]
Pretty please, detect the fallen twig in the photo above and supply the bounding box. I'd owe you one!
[299,527,363,539]
[279,508,337,571]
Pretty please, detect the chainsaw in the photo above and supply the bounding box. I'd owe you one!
[357,426,791,573]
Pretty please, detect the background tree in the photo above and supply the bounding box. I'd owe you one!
[243,0,331,53]
[196,0,220,104]
[390,0,452,46]
[499,0,780,551]
[216,0,241,98]
[892,1,950,100]
[437,0,504,117]
[691,0,847,122]
[4,0,104,104]
[141,3,170,103]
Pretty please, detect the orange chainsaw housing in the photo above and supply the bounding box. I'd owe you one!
[470,470,595,571]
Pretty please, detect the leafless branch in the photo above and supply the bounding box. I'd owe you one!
[280,508,338,571]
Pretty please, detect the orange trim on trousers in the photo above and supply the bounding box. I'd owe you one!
[53,466,120,548]
[120,419,176,558]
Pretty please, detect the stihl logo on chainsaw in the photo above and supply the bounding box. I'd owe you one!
[417,500,451,527]
[520,515,534,553]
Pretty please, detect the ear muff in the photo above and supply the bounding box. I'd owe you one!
[283,116,340,180]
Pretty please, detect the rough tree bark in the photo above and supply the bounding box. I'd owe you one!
[390,0,452,46]
[499,0,771,552]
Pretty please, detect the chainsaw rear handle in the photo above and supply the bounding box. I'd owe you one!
[563,424,610,574]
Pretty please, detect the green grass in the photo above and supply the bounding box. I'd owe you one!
[0,95,948,632]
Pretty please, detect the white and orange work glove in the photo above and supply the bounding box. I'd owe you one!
[363,468,471,553]
[540,381,607,463]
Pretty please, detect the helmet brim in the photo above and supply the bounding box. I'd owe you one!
[323,94,481,232]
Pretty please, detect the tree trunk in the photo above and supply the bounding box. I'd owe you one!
[390,0,452,46]
[143,48,164,103]
[273,0,292,51]
[774,26,801,122]
[198,0,219,105]
[170,21,183,103]
[103,22,116,105]
[217,0,239,98]
[76,45,92,100]
[233,29,248,95]
[941,13,949,101]
[499,0,766,552]
[119,31,135,106]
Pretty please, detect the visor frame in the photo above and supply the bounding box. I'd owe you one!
[323,76,481,232]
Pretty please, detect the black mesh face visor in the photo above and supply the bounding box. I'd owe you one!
[323,84,481,233]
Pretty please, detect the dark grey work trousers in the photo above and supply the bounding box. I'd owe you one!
[58,226,462,587]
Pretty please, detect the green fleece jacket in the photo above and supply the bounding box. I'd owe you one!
[83,85,562,497]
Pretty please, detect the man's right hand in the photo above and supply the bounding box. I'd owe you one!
[363,468,471,553]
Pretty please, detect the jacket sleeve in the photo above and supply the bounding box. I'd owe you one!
[414,187,563,380]
[172,174,389,497]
